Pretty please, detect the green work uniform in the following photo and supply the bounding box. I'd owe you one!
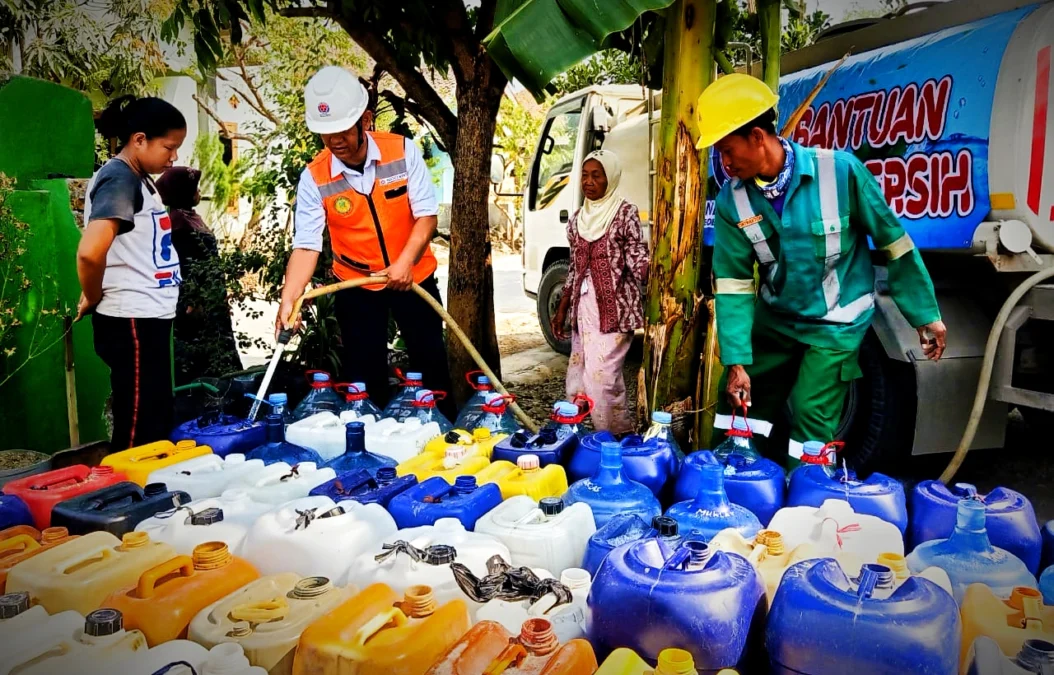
[711,141,940,463]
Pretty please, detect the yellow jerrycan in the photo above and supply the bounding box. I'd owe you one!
[101,439,212,486]
[422,429,504,460]
[595,647,739,674]
[476,455,569,501]
[0,526,78,593]
[4,530,173,615]
[189,573,358,675]
[397,443,492,483]
[960,584,1054,673]
[292,583,470,675]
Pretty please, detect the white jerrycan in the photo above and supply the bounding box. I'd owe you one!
[364,417,443,463]
[475,567,592,645]
[145,453,268,500]
[227,462,336,505]
[135,489,273,555]
[474,496,596,575]
[240,496,397,584]
[114,641,267,675]
[286,411,377,461]
[767,498,904,565]
[0,608,148,675]
[344,517,510,617]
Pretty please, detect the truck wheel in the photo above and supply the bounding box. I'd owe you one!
[537,260,572,355]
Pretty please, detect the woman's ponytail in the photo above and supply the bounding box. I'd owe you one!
[96,95,186,148]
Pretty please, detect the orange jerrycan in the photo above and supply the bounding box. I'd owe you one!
[426,618,597,675]
[101,439,213,486]
[293,583,470,675]
[4,530,174,615]
[594,648,730,675]
[0,527,77,593]
[960,584,1054,673]
[189,574,358,675]
[102,541,259,646]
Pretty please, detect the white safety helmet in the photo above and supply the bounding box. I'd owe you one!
[304,66,369,135]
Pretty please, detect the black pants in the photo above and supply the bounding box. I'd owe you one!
[92,313,174,450]
[335,275,455,419]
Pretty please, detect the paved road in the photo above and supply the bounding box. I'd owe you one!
[434,251,536,315]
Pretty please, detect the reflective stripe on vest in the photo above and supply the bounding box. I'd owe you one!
[732,181,777,302]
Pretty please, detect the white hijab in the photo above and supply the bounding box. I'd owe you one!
[577,149,624,242]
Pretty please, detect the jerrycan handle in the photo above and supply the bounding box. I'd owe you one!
[32,467,86,490]
[483,643,529,675]
[353,607,409,646]
[137,556,195,598]
[465,370,493,390]
[90,483,147,510]
[0,535,40,556]
[513,508,546,526]
[229,598,289,623]
[726,406,753,438]
[482,394,516,413]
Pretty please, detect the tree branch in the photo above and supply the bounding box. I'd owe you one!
[279,7,331,19]
[192,94,258,145]
[233,44,280,126]
[475,0,499,40]
[435,0,475,81]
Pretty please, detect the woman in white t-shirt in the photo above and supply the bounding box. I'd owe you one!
[77,95,187,449]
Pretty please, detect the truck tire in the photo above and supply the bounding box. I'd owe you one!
[537,259,572,355]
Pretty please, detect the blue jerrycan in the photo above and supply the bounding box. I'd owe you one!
[582,514,682,576]
[309,467,417,507]
[675,450,785,527]
[246,414,323,466]
[170,412,265,458]
[387,475,503,530]
[570,432,681,501]
[322,421,397,475]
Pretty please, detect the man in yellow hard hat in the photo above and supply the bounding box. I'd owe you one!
[699,74,947,467]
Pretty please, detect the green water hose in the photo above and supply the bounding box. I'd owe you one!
[939,264,1054,483]
[286,276,542,433]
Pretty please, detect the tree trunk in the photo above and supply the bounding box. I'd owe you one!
[447,67,505,404]
[640,0,717,441]
[758,0,782,91]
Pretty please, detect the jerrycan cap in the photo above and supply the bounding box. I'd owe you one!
[652,411,673,425]
[415,390,436,406]
[406,372,423,380]
[554,401,579,417]
[376,466,397,482]
[652,515,679,537]
[144,483,167,497]
[517,454,540,471]
[540,497,564,516]
[191,507,224,526]
[85,608,123,636]
[312,372,330,382]
[425,544,457,565]
[0,592,30,619]
[268,393,288,405]
[293,576,333,598]
[472,428,492,441]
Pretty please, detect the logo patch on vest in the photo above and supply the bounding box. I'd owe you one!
[736,214,764,228]
[334,196,352,214]
[378,172,408,187]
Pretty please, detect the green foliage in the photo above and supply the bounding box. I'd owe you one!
[551,49,643,96]
[193,133,250,215]
[714,0,831,69]
[494,96,545,193]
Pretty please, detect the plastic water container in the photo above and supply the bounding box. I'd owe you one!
[475,568,592,646]
[322,421,397,475]
[595,647,715,675]
[423,427,505,460]
[664,455,762,542]
[240,496,397,584]
[966,636,1054,675]
[345,518,511,612]
[768,498,905,565]
[364,417,443,463]
[285,411,377,462]
[570,432,681,500]
[115,641,267,675]
[135,489,272,555]
[50,481,191,536]
[290,371,343,422]
[582,515,683,577]
[4,466,126,529]
[144,454,267,501]
[1043,567,1054,605]
[310,467,418,507]
[766,559,961,675]
[336,381,384,418]
[674,449,785,527]
[396,442,493,483]
[493,427,577,469]
[246,415,323,466]
[788,441,909,535]
[410,390,454,434]
[5,531,174,614]
[473,393,522,434]
[713,413,761,462]
[912,481,1043,575]
[292,582,471,675]
[908,499,1037,604]
[453,371,496,431]
[382,370,426,423]
[227,462,337,506]
[170,414,266,458]
[642,411,685,463]
[424,618,598,675]
[190,574,357,675]
[0,496,31,531]
[0,523,39,546]
[589,539,765,670]
[476,454,569,500]
[0,527,77,594]
[0,608,149,675]
[101,439,213,486]
[0,591,49,628]
[564,441,661,529]
[387,476,503,530]
[961,584,1054,671]
[266,392,293,426]
[1043,521,1054,572]
[475,496,596,575]
[102,541,260,646]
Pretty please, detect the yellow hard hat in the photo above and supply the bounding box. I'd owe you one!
[694,74,779,150]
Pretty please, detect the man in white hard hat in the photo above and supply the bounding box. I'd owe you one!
[276,66,454,414]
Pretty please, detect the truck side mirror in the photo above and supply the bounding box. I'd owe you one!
[490,154,507,185]
[592,106,612,132]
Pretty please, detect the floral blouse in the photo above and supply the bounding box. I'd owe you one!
[561,200,649,334]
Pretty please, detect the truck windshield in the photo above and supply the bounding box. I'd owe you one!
[532,109,582,211]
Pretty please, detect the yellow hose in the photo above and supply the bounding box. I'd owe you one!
[286,277,541,433]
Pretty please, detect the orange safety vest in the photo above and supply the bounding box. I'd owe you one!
[306,131,437,289]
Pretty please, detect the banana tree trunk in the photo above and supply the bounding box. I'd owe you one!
[758,0,782,91]
[640,0,717,440]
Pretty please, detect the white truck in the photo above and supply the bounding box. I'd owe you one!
[519,0,1054,465]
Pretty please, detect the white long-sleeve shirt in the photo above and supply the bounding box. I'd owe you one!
[292,135,439,252]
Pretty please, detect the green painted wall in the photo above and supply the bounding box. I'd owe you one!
[0,76,95,181]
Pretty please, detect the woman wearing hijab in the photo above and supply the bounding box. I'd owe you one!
[551,150,649,433]
[155,166,242,384]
